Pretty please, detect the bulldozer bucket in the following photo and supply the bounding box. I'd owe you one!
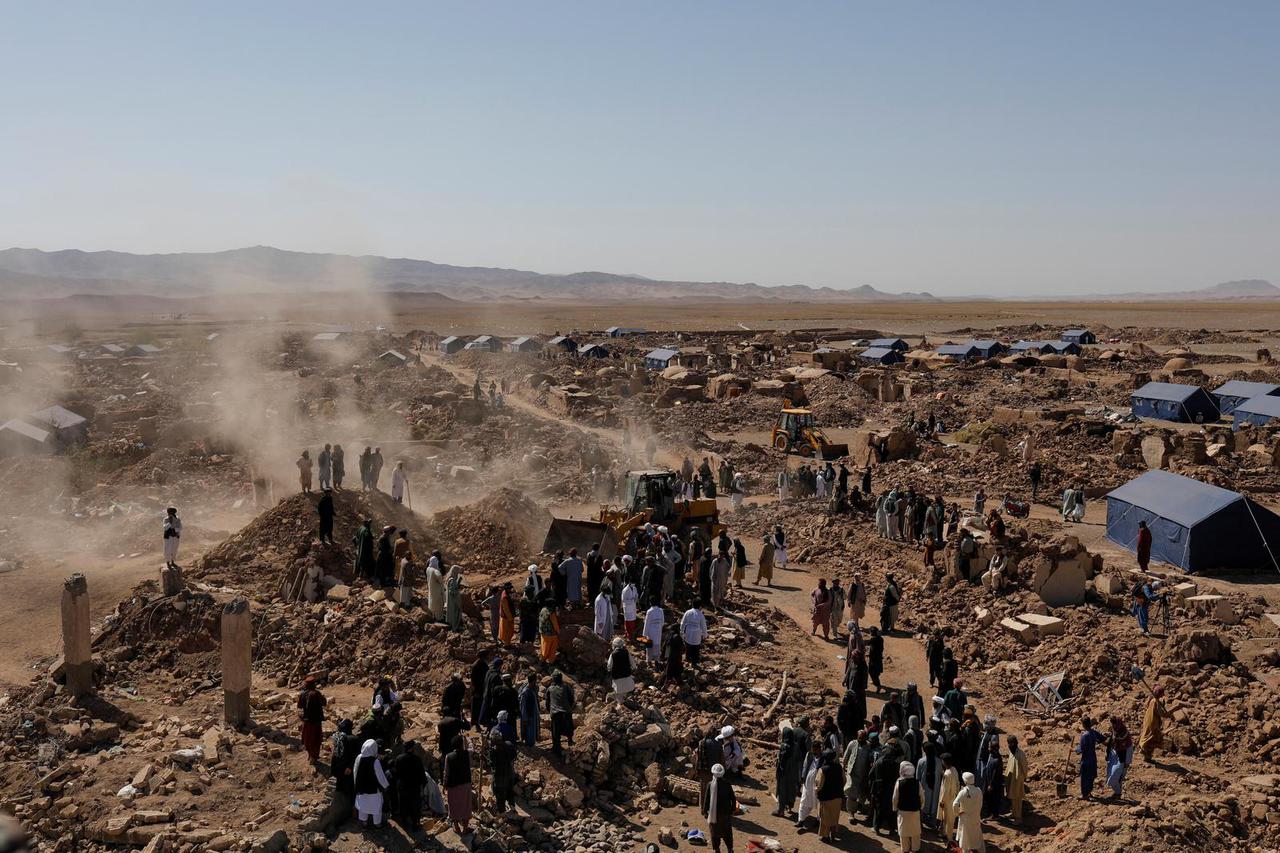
[542,517,620,559]
[820,443,849,460]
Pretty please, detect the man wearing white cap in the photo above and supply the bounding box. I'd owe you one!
[701,763,737,853]
[953,771,985,852]
[719,726,745,774]
[606,637,635,701]
[593,585,615,640]
[893,760,923,852]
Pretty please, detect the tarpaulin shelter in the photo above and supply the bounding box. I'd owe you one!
[858,346,905,365]
[1130,381,1219,423]
[937,343,979,361]
[1212,380,1280,416]
[1105,470,1280,573]
[869,338,909,352]
[1062,329,1097,345]
[1231,395,1280,430]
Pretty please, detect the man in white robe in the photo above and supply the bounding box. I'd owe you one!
[621,581,639,638]
[162,507,182,568]
[593,590,615,639]
[642,603,664,662]
[391,462,408,504]
[426,558,446,620]
[795,744,821,826]
[953,771,985,852]
[353,739,389,826]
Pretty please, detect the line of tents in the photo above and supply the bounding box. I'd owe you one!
[854,329,1096,366]
[1131,379,1280,429]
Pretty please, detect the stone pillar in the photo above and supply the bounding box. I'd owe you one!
[160,564,184,596]
[60,574,93,698]
[221,598,252,727]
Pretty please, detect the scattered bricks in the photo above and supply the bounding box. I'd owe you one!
[1018,613,1066,638]
[667,776,700,806]
[1000,617,1037,645]
[132,763,156,790]
[974,607,994,627]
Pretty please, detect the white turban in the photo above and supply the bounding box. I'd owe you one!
[528,564,539,573]
[962,772,976,785]
[899,761,915,779]
[720,726,734,739]
[711,764,725,778]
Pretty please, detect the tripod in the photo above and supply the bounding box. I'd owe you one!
[1153,595,1173,635]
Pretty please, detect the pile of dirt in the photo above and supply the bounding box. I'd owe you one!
[427,488,551,570]
[193,489,428,595]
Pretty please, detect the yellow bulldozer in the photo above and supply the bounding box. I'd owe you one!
[542,469,722,558]
[770,403,849,459]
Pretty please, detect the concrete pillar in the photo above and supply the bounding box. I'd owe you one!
[221,598,252,727]
[60,573,93,698]
[160,564,184,596]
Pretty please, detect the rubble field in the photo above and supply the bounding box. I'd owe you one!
[0,317,1278,853]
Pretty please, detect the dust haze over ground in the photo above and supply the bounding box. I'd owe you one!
[2,295,1280,853]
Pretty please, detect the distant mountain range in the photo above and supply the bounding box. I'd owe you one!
[1091,279,1280,301]
[0,246,936,303]
[0,246,1272,303]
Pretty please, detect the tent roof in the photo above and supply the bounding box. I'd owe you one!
[860,347,899,359]
[28,405,87,429]
[1132,381,1203,403]
[312,332,343,341]
[646,348,679,361]
[510,335,537,346]
[1213,380,1280,399]
[1063,329,1091,335]
[439,335,460,344]
[0,419,50,443]
[378,349,407,360]
[937,343,977,355]
[971,339,1002,349]
[869,337,905,347]
[1106,470,1243,528]
[1232,395,1280,418]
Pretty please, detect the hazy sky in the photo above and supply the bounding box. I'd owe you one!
[2,2,1278,296]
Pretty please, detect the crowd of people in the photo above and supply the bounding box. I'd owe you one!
[271,415,1179,853]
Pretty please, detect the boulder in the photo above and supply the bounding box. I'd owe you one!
[1018,613,1066,638]
[1169,628,1227,664]
[1000,617,1037,645]
[1185,594,1238,624]
[1094,575,1122,595]
[1031,556,1087,607]
[1141,435,1171,470]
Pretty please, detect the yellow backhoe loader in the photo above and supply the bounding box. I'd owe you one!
[770,403,848,459]
[542,469,722,558]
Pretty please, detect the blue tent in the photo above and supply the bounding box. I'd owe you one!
[1010,340,1053,354]
[644,348,679,370]
[1105,470,1280,573]
[1062,329,1097,345]
[1212,380,1280,416]
[1044,341,1082,356]
[971,340,1007,358]
[937,343,979,360]
[1232,395,1280,430]
[859,346,905,365]
[1130,382,1219,423]
[869,338,909,352]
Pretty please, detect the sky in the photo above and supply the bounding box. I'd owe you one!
[1,2,1278,297]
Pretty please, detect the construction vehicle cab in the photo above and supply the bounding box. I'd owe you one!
[542,468,721,558]
[771,403,849,459]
